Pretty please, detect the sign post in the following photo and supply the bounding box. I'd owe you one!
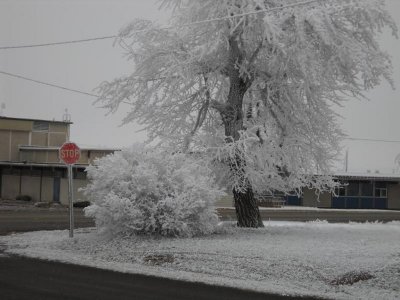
[59,142,81,238]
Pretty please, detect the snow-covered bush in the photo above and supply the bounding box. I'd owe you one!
[83,145,225,237]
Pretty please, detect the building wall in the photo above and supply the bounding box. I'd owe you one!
[388,183,400,209]
[302,188,332,208]
[49,123,68,146]
[0,118,108,205]
[31,132,48,146]
[60,178,88,205]
[10,131,29,161]
[21,176,41,202]
[0,170,88,204]
[47,151,59,163]
[215,194,234,207]
[17,149,114,165]
[1,174,20,200]
[0,119,32,131]
[36,151,48,162]
[0,118,69,163]
[49,123,68,133]
[41,177,54,202]
[0,118,32,162]
[0,130,10,160]
[77,150,114,165]
[49,132,67,147]
[1,173,52,202]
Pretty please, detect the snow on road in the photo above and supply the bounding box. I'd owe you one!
[1,221,399,299]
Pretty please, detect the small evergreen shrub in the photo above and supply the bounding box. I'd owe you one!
[84,145,225,237]
[73,201,91,208]
[16,195,32,202]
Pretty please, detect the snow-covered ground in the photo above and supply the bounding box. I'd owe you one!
[1,221,399,300]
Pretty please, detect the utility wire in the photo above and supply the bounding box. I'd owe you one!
[2,70,400,145]
[344,137,400,144]
[173,0,326,27]
[0,36,116,50]
[0,69,132,104]
[0,0,328,50]
[0,70,99,97]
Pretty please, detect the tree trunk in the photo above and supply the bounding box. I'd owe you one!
[233,181,264,227]
[221,36,263,228]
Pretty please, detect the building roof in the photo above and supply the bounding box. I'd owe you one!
[0,116,72,124]
[19,145,120,152]
[0,161,87,168]
[333,171,400,182]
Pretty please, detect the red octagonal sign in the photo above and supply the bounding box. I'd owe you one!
[59,142,81,165]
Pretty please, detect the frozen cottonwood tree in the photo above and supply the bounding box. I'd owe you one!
[97,0,397,227]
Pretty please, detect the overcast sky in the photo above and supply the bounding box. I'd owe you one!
[0,0,400,174]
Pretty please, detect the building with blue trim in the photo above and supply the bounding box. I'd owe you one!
[298,172,400,210]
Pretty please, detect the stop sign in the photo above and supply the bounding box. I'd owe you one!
[59,142,81,165]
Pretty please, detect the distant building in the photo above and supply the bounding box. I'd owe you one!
[299,172,400,210]
[218,173,400,210]
[0,116,118,204]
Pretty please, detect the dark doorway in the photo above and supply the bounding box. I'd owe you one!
[53,177,60,203]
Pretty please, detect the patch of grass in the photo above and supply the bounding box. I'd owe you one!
[330,271,374,286]
[143,254,174,265]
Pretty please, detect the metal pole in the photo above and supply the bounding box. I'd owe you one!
[68,164,74,238]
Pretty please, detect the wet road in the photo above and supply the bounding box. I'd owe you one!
[0,254,318,300]
[0,209,94,235]
[1,207,399,236]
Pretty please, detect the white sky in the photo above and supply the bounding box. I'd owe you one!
[0,0,399,173]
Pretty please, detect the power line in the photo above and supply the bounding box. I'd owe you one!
[0,0,328,50]
[0,70,99,97]
[0,70,132,104]
[2,71,400,145]
[344,137,400,144]
[0,36,116,50]
[178,0,327,27]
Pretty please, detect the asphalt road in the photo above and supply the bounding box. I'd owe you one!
[220,207,400,223]
[0,253,320,300]
[1,207,400,236]
[1,207,399,300]
[0,209,94,235]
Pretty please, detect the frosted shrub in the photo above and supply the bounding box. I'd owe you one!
[83,145,225,237]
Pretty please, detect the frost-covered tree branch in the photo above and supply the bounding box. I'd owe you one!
[97,0,397,227]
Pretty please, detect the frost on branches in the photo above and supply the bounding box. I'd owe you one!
[97,0,397,227]
[84,145,225,237]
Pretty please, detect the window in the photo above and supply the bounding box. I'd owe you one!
[375,182,386,188]
[375,182,387,198]
[335,186,346,197]
[375,188,387,198]
[74,168,87,180]
[361,182,373,197]
[33,121,49,132]
[347,182,359,196]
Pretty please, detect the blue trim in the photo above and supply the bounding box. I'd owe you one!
[374,198,387,209]
[360,198,374,209]
[286,195,302,206]
[332,197,346,208]
[332,197,387,209]
[346,197,359,209]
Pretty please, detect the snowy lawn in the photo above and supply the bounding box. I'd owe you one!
[1,221,399,300]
